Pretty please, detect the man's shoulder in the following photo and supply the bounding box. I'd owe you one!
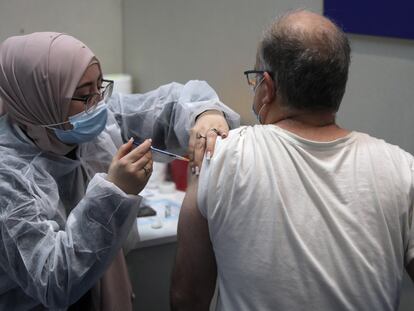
[354,131,414,168]
[357,131,413,154]
[207,125,281,177]
[220,125,268,144]
[214,125,261,157]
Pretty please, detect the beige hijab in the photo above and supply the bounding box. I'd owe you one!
[0,32,95,155]
[0,33,133,310]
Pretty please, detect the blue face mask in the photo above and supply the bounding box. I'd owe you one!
[53,102,108,144]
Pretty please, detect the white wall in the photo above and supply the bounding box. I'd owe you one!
[123,0,322,124]
[0,0,123,73]
[338,34,414,153]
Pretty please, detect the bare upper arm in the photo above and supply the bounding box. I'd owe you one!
[170,176,217,311]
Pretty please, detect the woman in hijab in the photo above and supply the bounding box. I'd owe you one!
[0,32,240,310]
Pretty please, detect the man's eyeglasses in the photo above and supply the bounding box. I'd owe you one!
[243,70,273,91]
[71,79,114,113]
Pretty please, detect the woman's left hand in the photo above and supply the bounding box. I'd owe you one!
[188,110,229,175]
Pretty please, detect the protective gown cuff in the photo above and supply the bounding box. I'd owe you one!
[89,173,143,201]
[190,100,240,130]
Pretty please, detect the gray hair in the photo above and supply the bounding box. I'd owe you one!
[257,10,351,112]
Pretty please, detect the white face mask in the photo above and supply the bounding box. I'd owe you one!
[251,77,266,124]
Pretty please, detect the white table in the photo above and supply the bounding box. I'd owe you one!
[126,187,185,250]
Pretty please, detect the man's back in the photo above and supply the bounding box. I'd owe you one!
[197,125,414,311]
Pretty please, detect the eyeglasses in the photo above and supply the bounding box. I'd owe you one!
[243,70,273,91]
[71,79,114,113]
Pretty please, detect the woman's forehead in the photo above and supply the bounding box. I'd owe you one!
[76,63,101,89]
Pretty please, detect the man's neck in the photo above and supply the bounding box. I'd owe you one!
[270,111,350,142]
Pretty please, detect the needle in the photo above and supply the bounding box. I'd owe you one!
[132,139,190,162]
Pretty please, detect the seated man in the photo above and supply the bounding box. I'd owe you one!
[170,9,414,311]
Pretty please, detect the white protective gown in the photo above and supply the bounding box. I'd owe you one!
[0,81,240,310]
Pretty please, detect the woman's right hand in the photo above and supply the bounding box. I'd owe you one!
[107,138,153,195]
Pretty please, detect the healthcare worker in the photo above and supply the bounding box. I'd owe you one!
[0,32,240,311]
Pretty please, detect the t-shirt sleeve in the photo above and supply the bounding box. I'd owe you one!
[196,136,226,218]
[405,161,414,266]
[196,127,247,220]
[197,158,209,218]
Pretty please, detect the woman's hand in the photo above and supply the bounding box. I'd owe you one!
[107,138,153,195]
[188,110,229,175]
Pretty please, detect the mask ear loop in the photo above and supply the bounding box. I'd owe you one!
[39,120,70,129]
[252,77,266,124]
[254,76,265,93]
[256,103,267,124]
[38,97,73,129]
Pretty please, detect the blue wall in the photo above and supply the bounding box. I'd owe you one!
[324,0,414,40]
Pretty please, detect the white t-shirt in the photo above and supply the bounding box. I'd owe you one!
[198,125,414,311]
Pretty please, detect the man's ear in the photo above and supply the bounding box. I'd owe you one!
[262,72,276,104]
